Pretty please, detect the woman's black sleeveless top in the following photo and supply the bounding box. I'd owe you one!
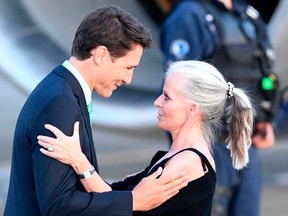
[111,148,216,216]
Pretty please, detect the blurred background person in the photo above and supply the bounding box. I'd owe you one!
[160,0,281,215]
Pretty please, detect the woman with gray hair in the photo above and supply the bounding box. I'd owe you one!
[166,60,254,169]
[37,60,254,215]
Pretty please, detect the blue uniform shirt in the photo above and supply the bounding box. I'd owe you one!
[160,0,250,65]
[160,1,268,216]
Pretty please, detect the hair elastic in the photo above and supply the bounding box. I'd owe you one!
[227,82,234,98]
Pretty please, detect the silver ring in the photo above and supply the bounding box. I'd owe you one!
[47,144,54,152]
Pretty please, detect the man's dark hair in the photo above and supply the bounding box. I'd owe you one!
[71,5,152,60]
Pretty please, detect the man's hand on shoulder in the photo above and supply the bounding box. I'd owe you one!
[132,167,189,211]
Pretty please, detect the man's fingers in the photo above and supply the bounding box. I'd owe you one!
[163,177,188,196]
[162,190,178,203]
[147,167,163,180]
[158,172,189,196]
[159,171,189,186]
[131,171,189,211]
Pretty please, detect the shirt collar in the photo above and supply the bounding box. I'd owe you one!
[62,60,92,105]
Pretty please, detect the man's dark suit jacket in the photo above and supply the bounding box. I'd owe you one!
[4,65,132,216]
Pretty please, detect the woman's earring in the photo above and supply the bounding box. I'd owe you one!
[188,115,191,120]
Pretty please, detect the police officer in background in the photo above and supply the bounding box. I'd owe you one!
[160,0,279,215]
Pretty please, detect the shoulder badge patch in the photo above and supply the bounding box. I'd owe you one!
[169,39,190,59]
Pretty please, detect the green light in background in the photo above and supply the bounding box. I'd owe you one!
[261,77,274,90]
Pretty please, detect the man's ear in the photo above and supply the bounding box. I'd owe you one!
[91,46,107,65]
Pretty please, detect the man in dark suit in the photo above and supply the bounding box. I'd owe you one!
[4,5,188,216]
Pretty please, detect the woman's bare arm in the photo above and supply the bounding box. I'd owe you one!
[37,122,111,192]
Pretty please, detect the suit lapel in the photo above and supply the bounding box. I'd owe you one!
[53,65,99,170]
